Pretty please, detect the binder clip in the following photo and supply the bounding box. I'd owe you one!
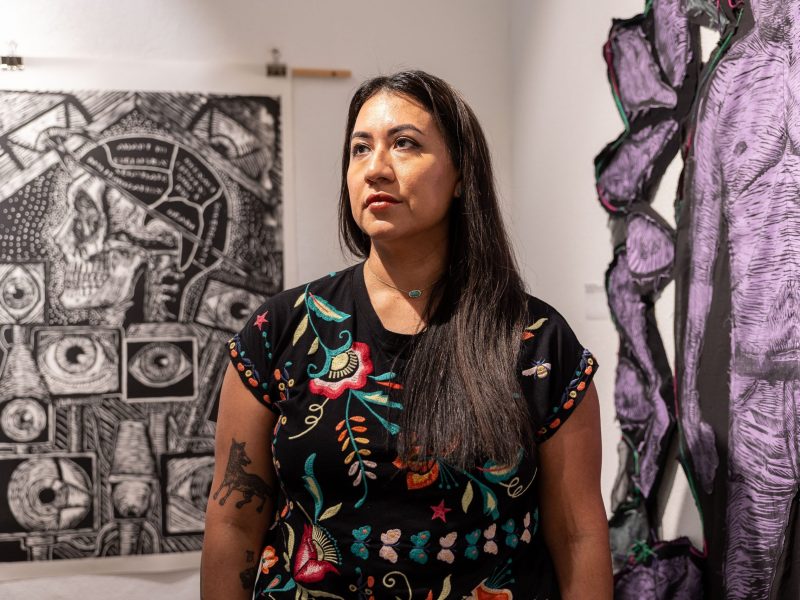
[2,41,24,71]
[266,48,286,78]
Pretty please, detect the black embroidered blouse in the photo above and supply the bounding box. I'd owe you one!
[227,262,597,599]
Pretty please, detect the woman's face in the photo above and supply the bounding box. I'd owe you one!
[347,91,460,250]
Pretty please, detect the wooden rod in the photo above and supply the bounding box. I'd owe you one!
[291,67,351,79]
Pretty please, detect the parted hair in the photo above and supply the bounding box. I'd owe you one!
[338,70,530,467]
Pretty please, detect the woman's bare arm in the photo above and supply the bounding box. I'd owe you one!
[201,362,279,600]
[538,382,613,599]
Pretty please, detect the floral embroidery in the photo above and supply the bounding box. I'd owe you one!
[309,342,373,399]
[228,270,597,598]
[468,560,515,599]
[348,567,376,599]
[260,545,279,574]
[534,349,596,441]
[293,523,341,583]
[394,451,501,519]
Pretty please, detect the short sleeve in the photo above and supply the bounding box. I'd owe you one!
[226,302,280,414]
[518,301,598,443]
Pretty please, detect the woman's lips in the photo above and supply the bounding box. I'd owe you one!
[365,193,400,211]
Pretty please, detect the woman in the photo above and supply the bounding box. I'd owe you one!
[202,70,612,599]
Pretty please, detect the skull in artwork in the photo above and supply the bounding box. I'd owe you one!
[51,173,181,325]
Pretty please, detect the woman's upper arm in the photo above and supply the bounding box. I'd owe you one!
[537,381,604,524]
[206,362,279,529]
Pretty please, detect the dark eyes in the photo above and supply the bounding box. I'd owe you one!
[350,137,418,157]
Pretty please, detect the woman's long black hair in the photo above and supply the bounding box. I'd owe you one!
[339,70,530,467]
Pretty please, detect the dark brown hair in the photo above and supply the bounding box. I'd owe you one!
[338,70,530,467]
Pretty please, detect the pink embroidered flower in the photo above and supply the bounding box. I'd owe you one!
[308,342,373,399]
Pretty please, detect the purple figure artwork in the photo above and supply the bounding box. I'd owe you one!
[599,0,800,597]
[595,1,703,593]
[676,2,800,596]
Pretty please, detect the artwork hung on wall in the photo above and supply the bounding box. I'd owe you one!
[0,89,283,564]
[598,1,800,598]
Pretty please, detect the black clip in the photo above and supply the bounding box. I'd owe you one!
[266,48,286,77]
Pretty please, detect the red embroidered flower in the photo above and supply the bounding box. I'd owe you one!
[308,342,373,399]
[471,582,514,600]
[293,524,340,583]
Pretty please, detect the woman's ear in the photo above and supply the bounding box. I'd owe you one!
[454,180,463,198]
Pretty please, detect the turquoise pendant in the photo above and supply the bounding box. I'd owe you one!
[408,289,422,299]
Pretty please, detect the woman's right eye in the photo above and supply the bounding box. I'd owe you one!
[351,143,369,156]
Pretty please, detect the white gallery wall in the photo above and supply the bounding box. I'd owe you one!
[0,1,700,597]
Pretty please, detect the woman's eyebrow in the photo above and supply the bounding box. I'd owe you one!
[350,124,425,141]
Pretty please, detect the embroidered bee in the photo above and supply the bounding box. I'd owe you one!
[522,360,551,379]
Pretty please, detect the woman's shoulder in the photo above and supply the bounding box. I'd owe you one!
[521,293,576,335]
[252,263,360,318]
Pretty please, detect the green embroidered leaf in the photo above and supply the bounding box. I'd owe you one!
[369,371,396,382]
[308,337,319,355]
[461,481,474,513]
[308,293,351,322]
[294,292,306,308]
[302,454,323,521]
[292,314,309,345]
[319,502,341,521]
[437,575,452,600]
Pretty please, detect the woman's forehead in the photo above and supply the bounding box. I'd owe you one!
[354,91,433,133]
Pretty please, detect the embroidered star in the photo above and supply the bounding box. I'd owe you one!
[254,311,269,331]
[430,500,452,522]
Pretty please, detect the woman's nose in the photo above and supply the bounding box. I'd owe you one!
[364,146,394,183]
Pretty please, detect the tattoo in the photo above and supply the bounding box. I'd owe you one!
[239,565,257,589]
[239,548,258,590]
[213,438,274,512]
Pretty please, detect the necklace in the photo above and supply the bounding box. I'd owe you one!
[365,260,439,299]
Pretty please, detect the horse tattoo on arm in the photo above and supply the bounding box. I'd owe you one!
[213,438,274,512]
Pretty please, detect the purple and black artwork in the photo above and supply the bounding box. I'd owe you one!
[677,2,800,596]
[600,0,800,597]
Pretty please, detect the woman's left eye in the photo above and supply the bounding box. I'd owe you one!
[395,137,418,149]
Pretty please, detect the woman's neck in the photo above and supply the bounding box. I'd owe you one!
[366,237,447,294]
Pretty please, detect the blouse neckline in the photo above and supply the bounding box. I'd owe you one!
[351,261,417,356]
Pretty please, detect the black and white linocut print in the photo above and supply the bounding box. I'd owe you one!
[0,90,282,562]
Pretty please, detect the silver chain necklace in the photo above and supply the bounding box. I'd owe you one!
[365,260,439,299]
